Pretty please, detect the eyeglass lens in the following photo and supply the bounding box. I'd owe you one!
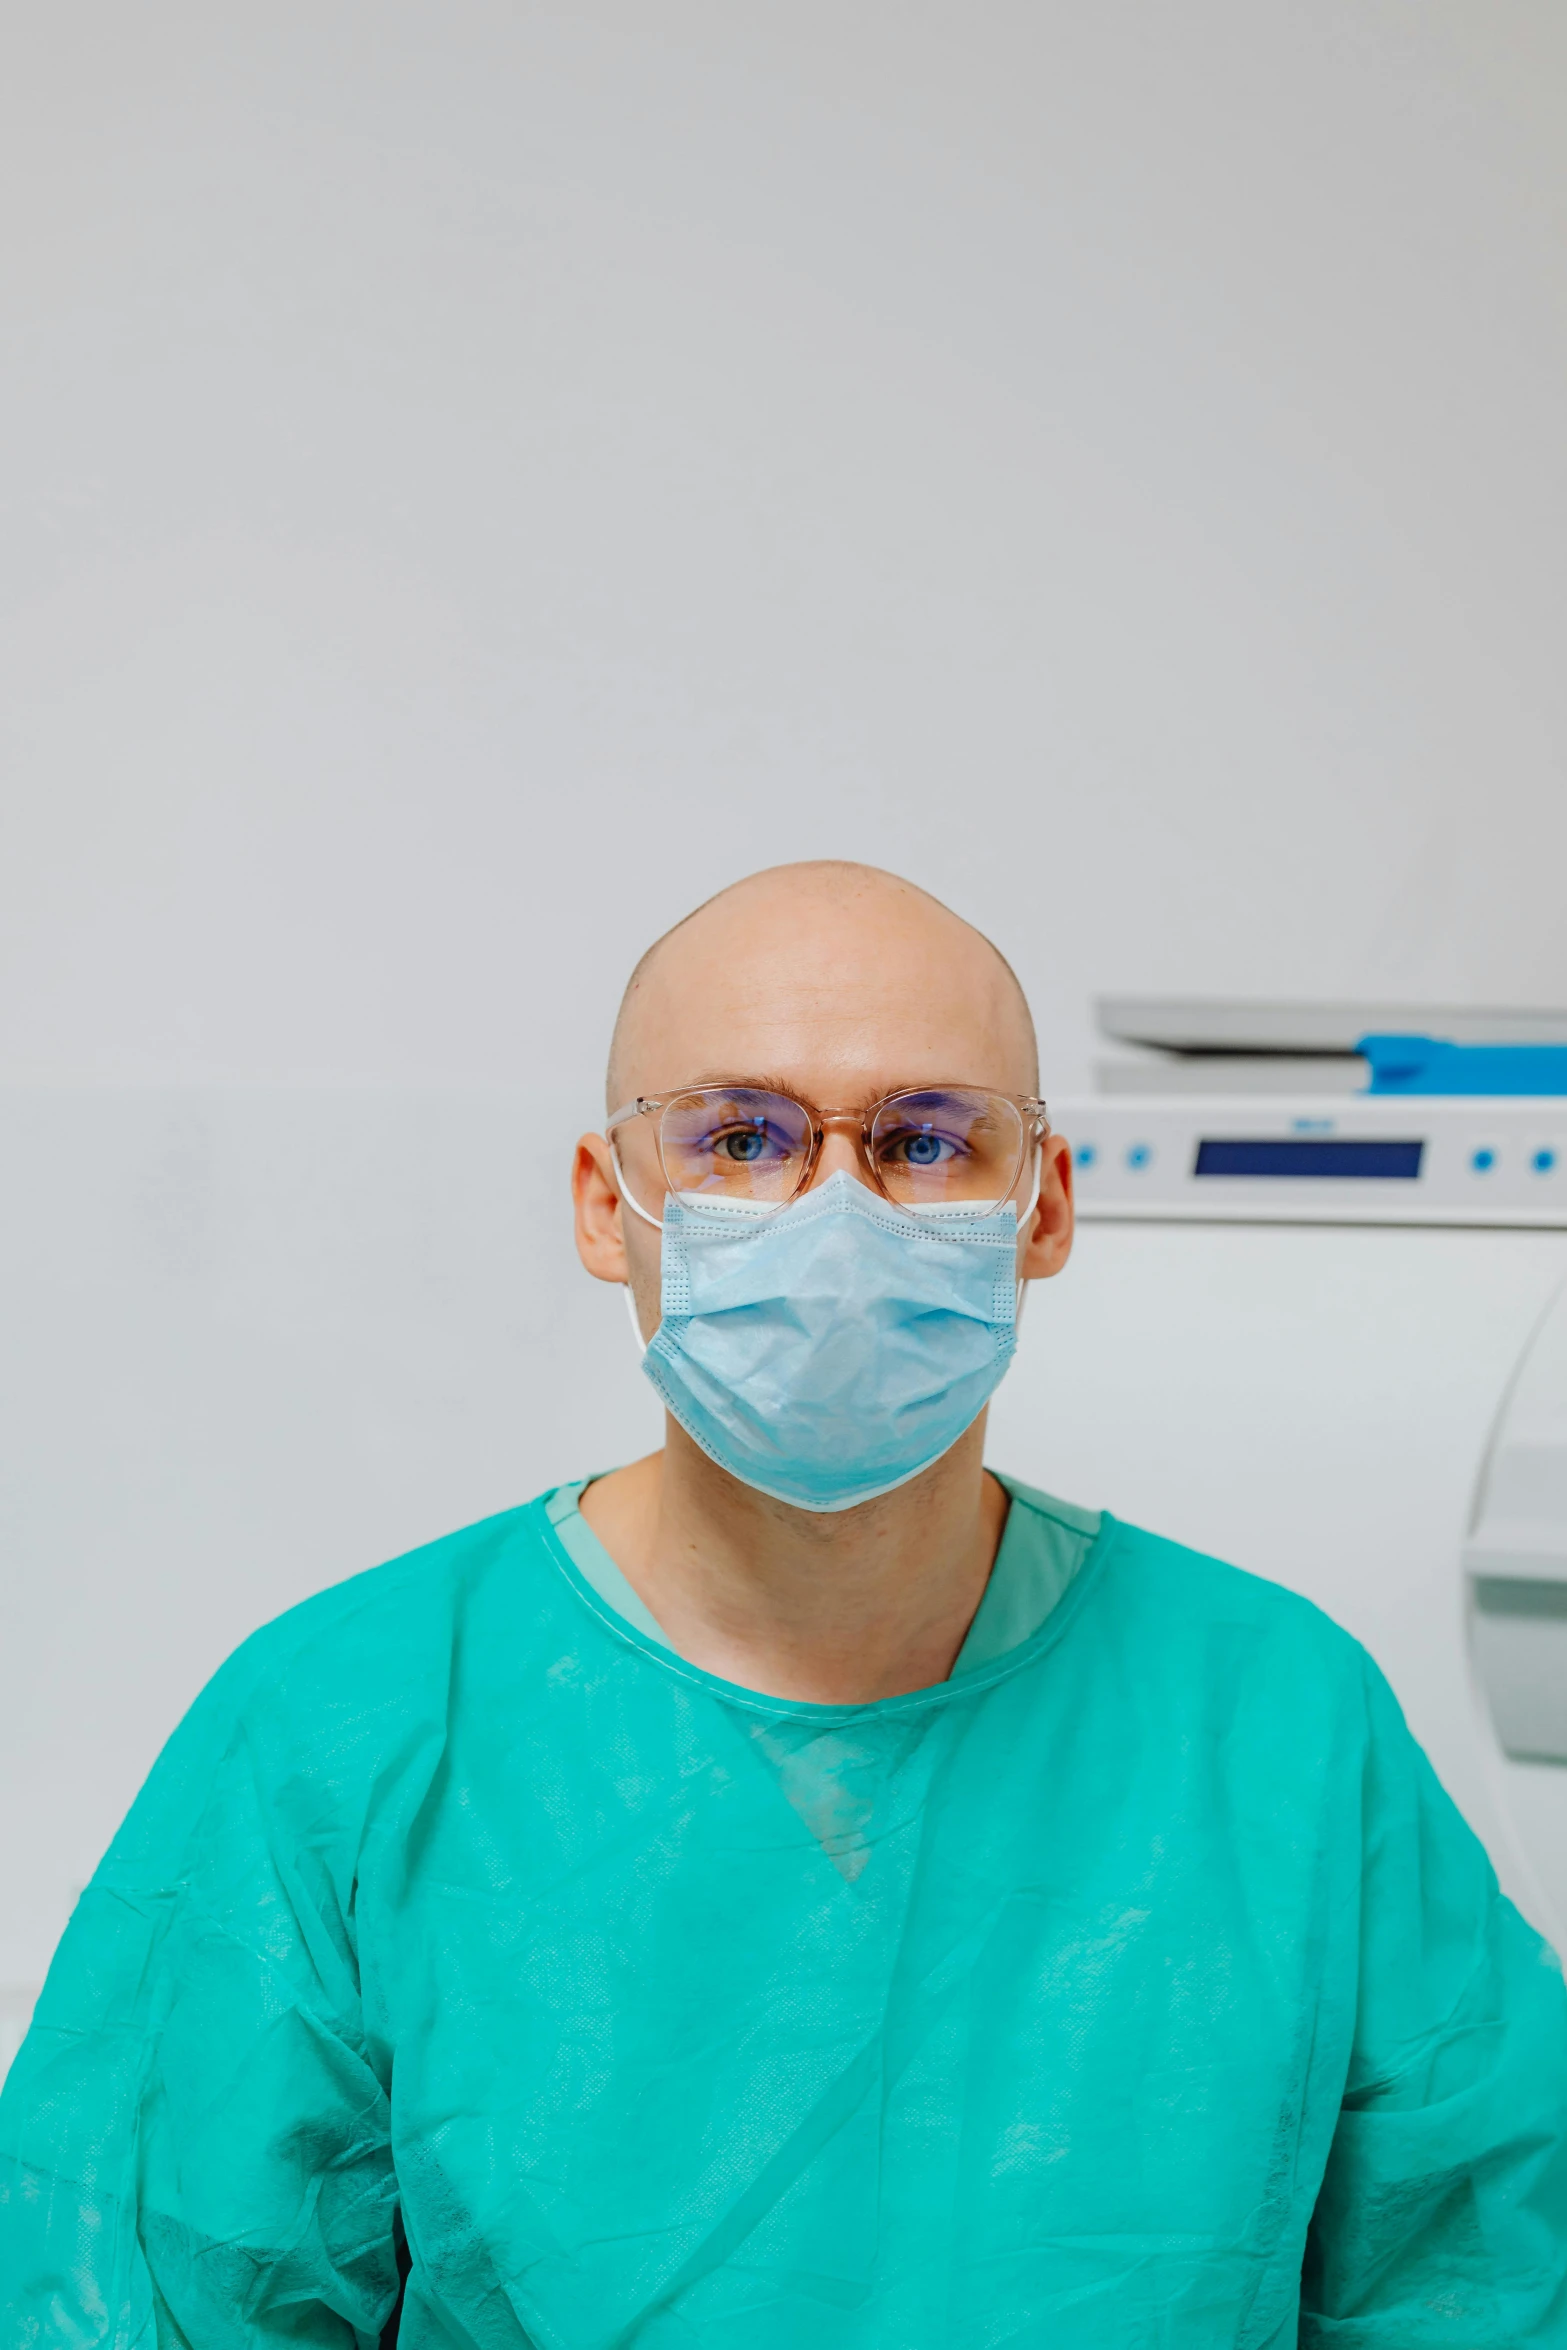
[657,1088,1025,1207]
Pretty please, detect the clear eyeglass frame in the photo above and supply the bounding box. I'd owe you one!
[606,1083,1050,1222]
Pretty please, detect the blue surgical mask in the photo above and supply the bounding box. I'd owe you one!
[633,1170,1026,1513]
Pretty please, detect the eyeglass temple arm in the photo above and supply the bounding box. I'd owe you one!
[600,1105,666,1228]
[604,1098,659,1132]
[607,1138,663,1230]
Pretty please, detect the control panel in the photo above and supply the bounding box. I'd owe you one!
[1056,1094,1567,1227]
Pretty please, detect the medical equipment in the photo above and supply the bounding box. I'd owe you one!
[989,1000,1567,1946]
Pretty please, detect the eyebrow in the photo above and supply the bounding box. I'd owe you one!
[669,1072,980,1103]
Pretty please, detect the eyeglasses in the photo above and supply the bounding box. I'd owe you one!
[607,1084,1049,1220]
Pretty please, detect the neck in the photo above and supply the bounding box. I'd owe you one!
[577,1417,1007,1703]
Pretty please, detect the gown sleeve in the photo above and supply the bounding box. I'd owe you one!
[1300,1655,1567,2345]
[0,1635,401,2348]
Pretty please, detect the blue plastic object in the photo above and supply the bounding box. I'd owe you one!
[1359,1034,1567,1096]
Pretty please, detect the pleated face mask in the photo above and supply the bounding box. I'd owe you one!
[635,1170,1025,1512]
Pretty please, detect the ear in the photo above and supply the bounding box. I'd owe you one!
[1019,1133,1074,1282]
[573,1133,630,1284]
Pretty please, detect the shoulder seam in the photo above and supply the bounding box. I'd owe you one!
[993,1473,1102,1537]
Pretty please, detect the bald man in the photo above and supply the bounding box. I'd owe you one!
[4,863,1565,2348]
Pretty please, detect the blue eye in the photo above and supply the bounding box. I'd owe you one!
[880,1126,964,1167]
[707,1122,793,1165]
[715,1128,767,1163]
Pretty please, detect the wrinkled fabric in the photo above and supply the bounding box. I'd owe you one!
[644,1172,1022,1510]
[3,1492,1566,2347]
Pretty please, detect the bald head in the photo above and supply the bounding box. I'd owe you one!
[607,862,1037,1112]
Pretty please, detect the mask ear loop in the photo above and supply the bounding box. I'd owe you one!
[622,1281,648,1357]
[610,1138,661,1354]
[1014,1146,1043,1329]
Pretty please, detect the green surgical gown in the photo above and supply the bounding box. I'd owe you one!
[3,1484,1566,2346]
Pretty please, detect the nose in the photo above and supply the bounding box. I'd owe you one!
[804,1114,876,1196]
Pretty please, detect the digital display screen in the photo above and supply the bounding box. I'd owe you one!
[1193,1137,1425,1181]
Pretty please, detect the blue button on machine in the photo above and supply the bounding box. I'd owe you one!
[1471,1147,1496,1173]
[1127,1143,1153,1171]
[1075,1143,1098,1170]
[1533,1147,1558,1175]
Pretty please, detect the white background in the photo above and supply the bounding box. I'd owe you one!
[4,3,1567,2031]
[4,1,1567,1100]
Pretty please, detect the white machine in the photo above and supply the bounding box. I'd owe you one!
[990,999,1567,1947]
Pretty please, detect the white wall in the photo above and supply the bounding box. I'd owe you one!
[0,1086,665,1994]
[4,4,1567,2017]
[3,1,1566,1113]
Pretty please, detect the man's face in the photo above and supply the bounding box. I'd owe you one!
[574,866,1073,1335]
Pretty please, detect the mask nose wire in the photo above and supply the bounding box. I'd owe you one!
[612,1129,1044,1341]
